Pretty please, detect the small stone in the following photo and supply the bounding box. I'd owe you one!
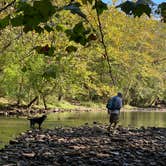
[22,152,35,158]
[9,140,19,144]
[96,153,110,157]
[150,162,157,166]
[25,138,35,141]
[110,151,119,155]
[89,151,96,155]
[42,152,53,157]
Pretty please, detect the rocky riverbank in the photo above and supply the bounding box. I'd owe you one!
[0,107,166,117]
[0,125,166,166]
[0,107,94,117]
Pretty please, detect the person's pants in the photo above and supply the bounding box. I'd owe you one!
[109,113,119,124]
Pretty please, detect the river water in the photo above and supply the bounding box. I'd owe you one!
[0,111,166,148]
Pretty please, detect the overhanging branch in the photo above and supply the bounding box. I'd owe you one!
[95,0,115,86]
[0,0,16,13]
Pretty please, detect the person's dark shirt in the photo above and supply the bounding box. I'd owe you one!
[107,95,122,114]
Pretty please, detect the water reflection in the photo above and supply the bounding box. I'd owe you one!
[0,111,166,148]
[46,111,166,128]
[120,111,166,127]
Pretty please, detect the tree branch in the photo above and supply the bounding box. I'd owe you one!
[0,0,16,13]
[153,57,166,64]
[95,0,115,86]
[0,32,23,55]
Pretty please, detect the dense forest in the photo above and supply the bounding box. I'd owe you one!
[0,0,166,108]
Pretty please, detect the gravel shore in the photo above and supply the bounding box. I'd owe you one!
[0,125,166,166]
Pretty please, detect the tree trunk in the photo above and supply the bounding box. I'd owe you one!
[42,96,48,110]
[58,94,63,101]
[27,96,38,108]
[17,74,24,106]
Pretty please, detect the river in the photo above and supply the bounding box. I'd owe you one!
[0,111,166,148]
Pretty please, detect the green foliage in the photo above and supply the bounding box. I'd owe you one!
[21,66,27,73]
[35,45,55,56]
[0,0,56,32]
[157,2,166,22]
[63,2,87,19]
[133,3,151,17]
[50,100,76,109]
[65,21,90,45]
[0,15,10,29]
[93,0,108,15]
[81,0,93,5]
[116,0,151,17]
[0,0,165,108]
[65,45,77,53]
[116,1,135,15]
[44,25,54,32]
[79,101,105,108]
[43,64,58,79]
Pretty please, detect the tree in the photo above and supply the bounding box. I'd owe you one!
[0,0,165,107]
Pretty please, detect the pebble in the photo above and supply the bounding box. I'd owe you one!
[0,125,166,165]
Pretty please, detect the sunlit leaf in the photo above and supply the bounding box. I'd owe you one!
[55,24,64,31]
[81,0,93,4]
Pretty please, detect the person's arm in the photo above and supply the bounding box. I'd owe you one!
[106,98,112,114]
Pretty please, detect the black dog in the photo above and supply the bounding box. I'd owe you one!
[28,115,47,129]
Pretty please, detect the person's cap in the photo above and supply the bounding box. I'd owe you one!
[117,92,122,97]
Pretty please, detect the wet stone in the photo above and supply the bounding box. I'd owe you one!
[0,126,166,165]
[21,152,36,158]
[9,140,19,145]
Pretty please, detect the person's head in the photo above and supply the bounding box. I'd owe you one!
[117,92,122,98]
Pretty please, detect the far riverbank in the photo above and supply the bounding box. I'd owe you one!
[0,104,166,117]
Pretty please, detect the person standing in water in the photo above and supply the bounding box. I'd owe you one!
[106,92,123,131]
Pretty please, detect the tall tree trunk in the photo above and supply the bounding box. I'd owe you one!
[42,96,47,110]
[58,94,63,101]
[17,74,24,106]
[123,79,132,104]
